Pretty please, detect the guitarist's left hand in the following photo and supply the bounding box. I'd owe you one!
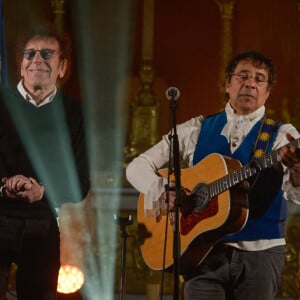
[278,133,300,185]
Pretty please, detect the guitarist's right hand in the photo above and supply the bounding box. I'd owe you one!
[159,183,176,211]
[159,185,194,216]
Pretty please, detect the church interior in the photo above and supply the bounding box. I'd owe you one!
[2,0,300,299]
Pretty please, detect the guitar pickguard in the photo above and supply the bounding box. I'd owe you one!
[180,196,219,235]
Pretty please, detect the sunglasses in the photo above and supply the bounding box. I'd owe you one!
[23,49,59,60]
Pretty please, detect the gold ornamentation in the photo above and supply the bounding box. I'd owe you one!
[51,0,65,33]
[259,132,270,142]
[142,0,154,61]
[277,213,300,298]
[254,149,264,158]
[215,0,236,108]
[125,0,160,166]
[124,63,160,163]
[265,118,276,125]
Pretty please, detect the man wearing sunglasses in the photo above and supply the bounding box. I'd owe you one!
[0,25,90,299]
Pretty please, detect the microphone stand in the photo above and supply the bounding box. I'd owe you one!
[168,93,181,300]
[114,214,133,300]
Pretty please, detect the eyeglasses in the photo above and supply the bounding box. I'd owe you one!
[23,49,59,60]
[231,71,268,85]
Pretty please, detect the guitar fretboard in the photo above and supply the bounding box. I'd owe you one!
[208,138,300,198]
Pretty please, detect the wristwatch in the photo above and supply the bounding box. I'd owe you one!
[0,184,6,198]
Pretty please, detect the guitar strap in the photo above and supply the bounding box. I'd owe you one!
[251,115,278,159]
[247,115,280,193]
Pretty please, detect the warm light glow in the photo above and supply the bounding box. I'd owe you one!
[57,264,84,294]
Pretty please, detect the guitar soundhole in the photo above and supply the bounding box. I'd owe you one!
[192,182,210,212]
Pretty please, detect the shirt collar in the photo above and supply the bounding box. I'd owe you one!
[17,80,57,107]
[221,102,266,145]
[225,101,265,123]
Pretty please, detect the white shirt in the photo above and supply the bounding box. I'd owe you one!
[126,102,300,251]
[17,80,57,107]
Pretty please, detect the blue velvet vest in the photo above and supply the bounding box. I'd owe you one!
[193,112,287,241]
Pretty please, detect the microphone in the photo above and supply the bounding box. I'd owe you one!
[166,87,180,101]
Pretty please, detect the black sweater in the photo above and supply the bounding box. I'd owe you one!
[0,87,90,218]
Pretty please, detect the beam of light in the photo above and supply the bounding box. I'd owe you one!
[70,1,134,299]
[2,96,83,207]
[2,96,88,297]
[2,1,134,299]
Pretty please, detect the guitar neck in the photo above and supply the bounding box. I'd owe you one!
[209,138,300,198]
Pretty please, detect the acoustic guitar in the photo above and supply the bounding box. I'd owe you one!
[137,138,299,274]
